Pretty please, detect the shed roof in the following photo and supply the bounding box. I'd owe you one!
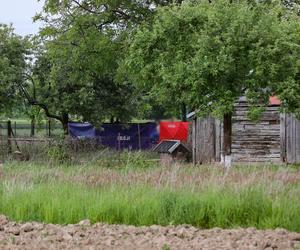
[153,140,191,154]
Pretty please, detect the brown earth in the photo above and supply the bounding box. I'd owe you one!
[1,215,300,250]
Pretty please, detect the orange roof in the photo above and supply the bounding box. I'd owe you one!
[269,96,281,106]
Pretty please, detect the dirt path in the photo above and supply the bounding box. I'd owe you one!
[1,215,300,250]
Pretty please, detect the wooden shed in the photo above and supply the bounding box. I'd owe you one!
[153,140,191,165]
[189,97,300,165]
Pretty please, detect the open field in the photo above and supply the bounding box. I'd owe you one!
[1,154,300,249]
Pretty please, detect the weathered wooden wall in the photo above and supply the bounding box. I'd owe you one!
[231,101,281,163]
[191,102,300,164]
[192,117,221,164]
[283,114,300,164]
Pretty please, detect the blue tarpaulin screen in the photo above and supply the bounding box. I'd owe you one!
[68,122,158,150]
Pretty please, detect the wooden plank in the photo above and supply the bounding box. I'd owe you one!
[232,124,280,130]
[285,113,300,164]
[215,119,221,161]
[223,114,232,156]
[193,116,217,164]
[296,116,300,163]
[8,138,52,142]
[192,119,196,165]
[286,114,292,163]
[280,113,286,162]
[291,114,296,163]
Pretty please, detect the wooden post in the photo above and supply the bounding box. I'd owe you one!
[223,113,232,156]
[222,113,232,167]
[280,113,286,163]
[30,115,35,137]
[192,118,196,165]
[14,121,17,137]
[118,132,121,151]
[45,120,47,137]
[0,123,2,162]
[48,120,51,137]
[7,120,12,154]
[215,119,221,162]
[117,132,121,163]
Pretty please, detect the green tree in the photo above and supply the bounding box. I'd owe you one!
[29,0,187,128]
[0,24,28,114]
[126,0,300,119]
[23,46,140,133]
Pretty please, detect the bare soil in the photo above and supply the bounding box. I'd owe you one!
[1,215,300,250]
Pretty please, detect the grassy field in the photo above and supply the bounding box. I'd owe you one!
[1,154,300,232]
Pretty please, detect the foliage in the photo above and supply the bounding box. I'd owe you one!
[47,143,71,164]
[27,0,185,127]
[126,0,300,119]
[0,24,29,114]
[3,0,300,125]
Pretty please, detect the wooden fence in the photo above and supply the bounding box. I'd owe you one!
[0,120,63,159]
[281,114,300,164]
[191,117,222,164]
[0,120,63,138]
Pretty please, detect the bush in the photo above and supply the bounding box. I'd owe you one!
[47,142,71,164]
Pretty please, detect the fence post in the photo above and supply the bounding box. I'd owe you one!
[118,132,121,151]
[14,121,17,137]
[7,120,12,154]
[48,120,51,137]
[30,115,35,137]
[117,132,121,163]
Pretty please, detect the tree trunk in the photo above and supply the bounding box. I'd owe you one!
[181,103,187,122]
[223,113,232,156]
[62,113,69,135]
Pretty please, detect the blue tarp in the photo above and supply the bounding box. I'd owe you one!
[68,122,158,150]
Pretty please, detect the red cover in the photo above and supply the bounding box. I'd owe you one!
[159,122,189,142]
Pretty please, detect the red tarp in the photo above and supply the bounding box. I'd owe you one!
[159,122,189,142]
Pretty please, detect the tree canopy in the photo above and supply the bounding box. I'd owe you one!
[126,0,300,118]
[2,0,300,133]
[22,0,185,130]
[0,24,29,114]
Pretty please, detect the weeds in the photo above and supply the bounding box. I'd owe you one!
[0,182,299,231]
[0,160,300,231]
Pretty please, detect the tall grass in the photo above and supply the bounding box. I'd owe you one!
[1,181,300,231]
[1,159,300,231]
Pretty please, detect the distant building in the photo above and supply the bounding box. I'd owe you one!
[188,96,300,165]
